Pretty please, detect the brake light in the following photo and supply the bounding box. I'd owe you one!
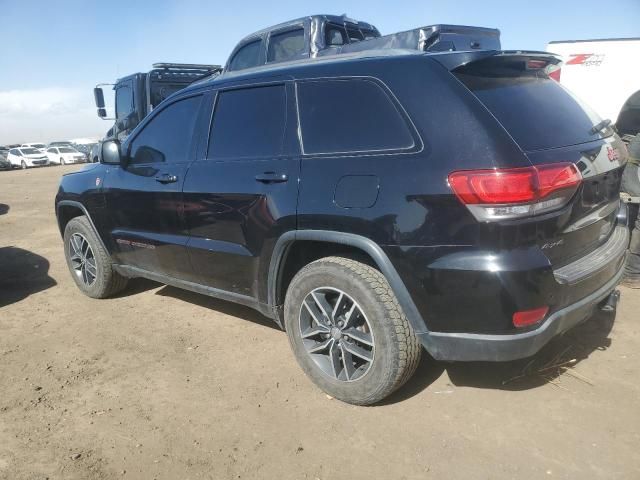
[448,163,581,221]
[513,306,549,328]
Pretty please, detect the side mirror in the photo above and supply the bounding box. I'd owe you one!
[94,87,105,108]
[101,140,123,165]
[97,108,107,118]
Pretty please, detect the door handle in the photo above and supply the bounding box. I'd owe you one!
[255,172,288,183]
[155,173,178,184]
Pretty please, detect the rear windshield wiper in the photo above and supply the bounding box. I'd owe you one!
[590,119,612,135]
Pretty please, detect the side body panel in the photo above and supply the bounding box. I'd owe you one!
[182,81,301,301]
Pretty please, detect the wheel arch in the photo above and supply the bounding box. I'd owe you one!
[56,200,109,253]
[267,230,429,336]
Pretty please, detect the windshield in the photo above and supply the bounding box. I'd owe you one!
[31,144,46,148]
[20,148,41,155]
[59,147,78,153]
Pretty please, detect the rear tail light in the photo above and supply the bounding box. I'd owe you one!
[513,306,549,328]
[448,163,581,221]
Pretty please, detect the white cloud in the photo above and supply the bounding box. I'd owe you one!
[0,87,109,144]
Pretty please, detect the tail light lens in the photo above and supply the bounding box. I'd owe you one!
[513,306,549,328]
[448,163,581,221]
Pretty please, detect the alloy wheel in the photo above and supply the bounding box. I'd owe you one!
[299,287,375,382]
[69,233,97,286]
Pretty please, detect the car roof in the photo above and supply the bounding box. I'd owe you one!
[236,14,378,44]
[187,48,423,94]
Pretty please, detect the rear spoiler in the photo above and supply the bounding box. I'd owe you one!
[431,50,562,71]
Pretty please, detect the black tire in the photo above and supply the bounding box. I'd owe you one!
[63,216,128,298]
[60,157,65,165]
[622,134,640,196]
[284,256,422,405]
[21,160,26,169]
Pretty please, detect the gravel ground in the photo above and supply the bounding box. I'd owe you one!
[1,164,639,480]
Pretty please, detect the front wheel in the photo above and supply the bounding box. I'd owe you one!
[21,160,26,169]
[63,216,128,298]
[284,256,422,405]
[60,157,65,165]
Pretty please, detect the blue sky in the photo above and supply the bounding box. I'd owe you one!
[0,0,638,143]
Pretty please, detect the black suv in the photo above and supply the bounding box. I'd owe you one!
[56,49,629,405]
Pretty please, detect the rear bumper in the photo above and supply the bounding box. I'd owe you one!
[419,255,626,361]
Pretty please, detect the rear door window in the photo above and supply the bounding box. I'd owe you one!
[208,84,286,159]
[267,28,306,63]
[228,40,263,71]
[296,78,415,155]
[455,61,605,151]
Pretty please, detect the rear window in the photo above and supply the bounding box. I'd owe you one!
[296,79,415,155]
[455,62,605,151]
[267,28,306,63]
[228,40,262,71]
[208,84,286,159]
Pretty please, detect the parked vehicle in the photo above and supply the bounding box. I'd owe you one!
[7,147,49,168]
[46,146,87,165]
[225,14,500,72]
[21,142,47,152]
[56,48,628,405]
[0,147,11,170]
[89,143,101,163]
[72,142,97,161]
[546,38,640,140]
[93,63,222,141]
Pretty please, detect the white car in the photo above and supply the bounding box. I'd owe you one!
[20,142,47,153]
[46,146,87,165]
[6,147,50,168]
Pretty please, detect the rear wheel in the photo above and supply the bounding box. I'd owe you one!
[63,216,128,298]
[284,256,422,405]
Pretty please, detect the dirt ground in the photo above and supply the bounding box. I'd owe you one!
[1,164,639,480]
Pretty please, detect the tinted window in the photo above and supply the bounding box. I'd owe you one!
[229,40,262,71]
[59,147,77,153]
[325,24,347,46]
[455,66,604,151]
[208,85,286,159]
[9,149,18,155]
[362,29,379,40]
[346,27,364,42]
[116,85,133,119]
[267,28,306,63]
[297,79,414,154]
[129,96,202,165]
[47,148,57,153]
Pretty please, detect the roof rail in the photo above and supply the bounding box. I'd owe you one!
[152,63,222,72]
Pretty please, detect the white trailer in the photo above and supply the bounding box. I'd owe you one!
[546,38,640,140]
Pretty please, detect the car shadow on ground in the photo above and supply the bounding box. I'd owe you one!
[155,285,282,331]
[0,246,56,307]
[383,307,616,404]
[0,203,9,215]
